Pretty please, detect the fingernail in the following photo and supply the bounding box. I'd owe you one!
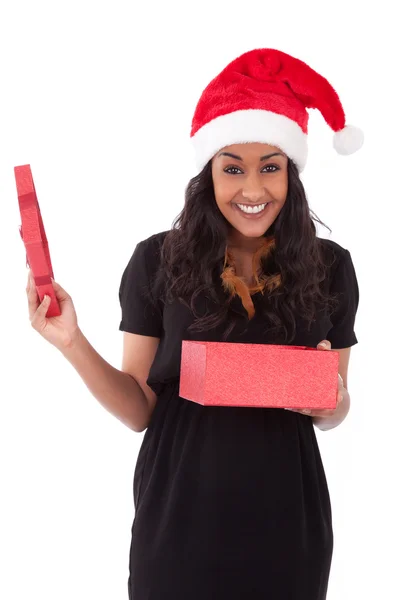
[319,342,327,348]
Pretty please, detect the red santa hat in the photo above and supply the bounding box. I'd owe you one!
[190,48,364,172]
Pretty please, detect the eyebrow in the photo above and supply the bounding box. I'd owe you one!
[218,151,285,161]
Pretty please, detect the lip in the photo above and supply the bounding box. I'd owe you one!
[232,202,271,219]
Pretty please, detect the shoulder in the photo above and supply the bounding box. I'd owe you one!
[317,237,351,276]
[140,230,170,247]
[317,238,358,304]
[136,230,170,264]
[317,236,348,258]
[139,230,170,249]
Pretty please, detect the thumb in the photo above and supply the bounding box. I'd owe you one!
[317,339,331,350]
[50,277,71,302]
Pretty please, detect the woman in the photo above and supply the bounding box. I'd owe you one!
[27,48,362,599]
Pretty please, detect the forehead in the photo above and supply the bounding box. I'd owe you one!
[216,142,286,161]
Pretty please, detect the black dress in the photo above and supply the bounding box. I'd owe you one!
[118,230,359,600]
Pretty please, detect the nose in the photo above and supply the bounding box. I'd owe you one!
[241,174,266,202]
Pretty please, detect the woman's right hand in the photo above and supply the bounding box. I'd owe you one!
[27,270,80,351]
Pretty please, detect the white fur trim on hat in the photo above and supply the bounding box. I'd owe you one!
[191,109,308,172]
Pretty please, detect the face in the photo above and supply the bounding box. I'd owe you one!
[211,142,289,251]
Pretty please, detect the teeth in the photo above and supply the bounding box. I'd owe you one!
[236,203,267,214]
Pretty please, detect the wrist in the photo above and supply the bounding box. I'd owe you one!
[60,327,86,354]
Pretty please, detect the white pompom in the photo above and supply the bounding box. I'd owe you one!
[333,124,364,155]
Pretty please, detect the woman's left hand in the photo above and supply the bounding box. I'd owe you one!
[285,339,345,418]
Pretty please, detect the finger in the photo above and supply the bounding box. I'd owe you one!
[31,294,51,327]
[27,274,40,319]
[26,270,35,293]
[306,409,334,418]
[284,408,312,415]
[317,340,331,350]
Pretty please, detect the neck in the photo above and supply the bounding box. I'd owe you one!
[227,234,273,254]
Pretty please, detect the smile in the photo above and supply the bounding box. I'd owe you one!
[232,202,270,218]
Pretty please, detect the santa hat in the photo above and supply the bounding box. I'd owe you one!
[190,48,364,172]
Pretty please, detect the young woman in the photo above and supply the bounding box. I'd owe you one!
[27,48,362,599]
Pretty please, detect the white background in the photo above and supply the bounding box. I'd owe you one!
[0,1,397,598]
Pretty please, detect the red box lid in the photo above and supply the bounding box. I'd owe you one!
[15,164,61,317]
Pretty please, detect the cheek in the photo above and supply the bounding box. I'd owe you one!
[267,174,288,198]
[214,183,238,207]
[214,180,239,206]
[278,174,289,198]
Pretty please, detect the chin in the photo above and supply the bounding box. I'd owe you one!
[235,225,266,235]
[227,223,271,241]
[231,213,274,234]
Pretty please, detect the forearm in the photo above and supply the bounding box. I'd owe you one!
[313,389,351,431]
[60,328,149,432]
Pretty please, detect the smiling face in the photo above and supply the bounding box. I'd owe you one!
[211,142,289,250]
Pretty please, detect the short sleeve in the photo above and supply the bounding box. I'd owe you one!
[118,240,163,337]
[326,249,359,349]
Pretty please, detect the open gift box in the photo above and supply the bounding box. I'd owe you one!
[179,341,339,410]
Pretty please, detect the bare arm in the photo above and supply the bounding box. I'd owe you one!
[61,328,150,432]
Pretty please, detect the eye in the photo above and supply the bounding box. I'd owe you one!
[223,164,280,175]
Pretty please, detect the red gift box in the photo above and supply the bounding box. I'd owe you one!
[14,165,61,317]
[179,341,339,409]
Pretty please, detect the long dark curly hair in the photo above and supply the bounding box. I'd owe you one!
[151,157,340,343]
